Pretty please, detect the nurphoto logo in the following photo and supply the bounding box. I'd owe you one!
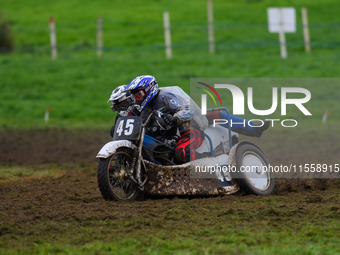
[196,80,312,128]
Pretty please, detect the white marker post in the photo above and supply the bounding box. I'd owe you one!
[322,110,329,123]
[97,18,103,57]
[301,7,311,53]
[268,8,296,59]
[45,107,50,123]
[163,11,172,59]
[49,17,57,60]
[207,0,215,54]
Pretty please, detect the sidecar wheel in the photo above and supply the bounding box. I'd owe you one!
[97,148,140,201]
[233,144,275,195]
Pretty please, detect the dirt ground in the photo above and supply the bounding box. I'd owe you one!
[1,126,339,166]
[0,129,339,252]
[0,129,109,166]
[0,128,339,194]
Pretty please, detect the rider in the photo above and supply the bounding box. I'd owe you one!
[107,85,135,137]
[126,76,208,163]
[123,75,270,164]
[107,84,177,142]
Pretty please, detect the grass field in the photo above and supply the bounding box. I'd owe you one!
[1,52,340,129]
[0,0,340,254]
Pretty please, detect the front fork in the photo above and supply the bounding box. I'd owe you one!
[129,124,148,190]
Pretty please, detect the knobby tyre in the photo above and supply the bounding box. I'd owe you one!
[97,148,140,201]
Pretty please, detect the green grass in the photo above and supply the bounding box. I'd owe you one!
[1,0,340,128]
[0,165,64,181]
[1,0,340,50]
[2,229,339,255]
[1,50,340,129]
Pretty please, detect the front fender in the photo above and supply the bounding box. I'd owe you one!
[96,140,137,159]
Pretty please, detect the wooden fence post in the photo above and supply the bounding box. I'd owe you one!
[49,17,57,60]
[163,11,172,59]
[97,18,103,57]
[302,7,311,53]
[207,0,215,54]
[278,9,287,59]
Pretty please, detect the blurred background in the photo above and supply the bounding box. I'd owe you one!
[0,0,339,128]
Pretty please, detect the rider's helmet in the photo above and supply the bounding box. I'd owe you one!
[108,85,134,116]
[124,75,159,114]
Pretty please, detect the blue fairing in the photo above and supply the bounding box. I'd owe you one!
[143,134,174,151]
[142,134,174,164]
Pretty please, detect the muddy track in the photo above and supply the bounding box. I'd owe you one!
[1,128,339,166]
[0,129,339,251]
[0,128,339,194]
[0,171,339,250]
[0,170,338,225]
[0,129,109,166]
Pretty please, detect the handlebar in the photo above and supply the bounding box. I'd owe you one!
[143,112,155,127]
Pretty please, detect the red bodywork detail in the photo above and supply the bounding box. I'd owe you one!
[206,111,221,124]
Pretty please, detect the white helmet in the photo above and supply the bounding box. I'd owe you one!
[108,85,134,116]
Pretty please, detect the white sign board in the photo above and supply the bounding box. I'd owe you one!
[267,8,296,33]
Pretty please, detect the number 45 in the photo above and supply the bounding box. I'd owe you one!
[116,119,135,136]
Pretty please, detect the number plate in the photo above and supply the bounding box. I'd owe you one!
[113,116,142,141]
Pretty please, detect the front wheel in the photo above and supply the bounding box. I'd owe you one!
[232,143,275,195]
[97,148,140,201]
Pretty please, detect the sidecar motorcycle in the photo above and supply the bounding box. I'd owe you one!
[96,108,275,201]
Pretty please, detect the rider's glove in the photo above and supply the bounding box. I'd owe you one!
[163,114,178,126]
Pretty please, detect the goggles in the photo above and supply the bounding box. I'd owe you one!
[133,90,146,102]
[111,98,133,112]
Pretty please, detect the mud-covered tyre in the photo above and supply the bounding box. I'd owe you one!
[97,148,140,201]
[232,143,275,195]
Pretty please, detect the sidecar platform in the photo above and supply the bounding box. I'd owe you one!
[144,156,239,196]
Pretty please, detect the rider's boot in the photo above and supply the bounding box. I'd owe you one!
[251,119,270,137]
[194,151,210,160]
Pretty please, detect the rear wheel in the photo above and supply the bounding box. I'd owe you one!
[97,148,140,201]
[232,143,275,195]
